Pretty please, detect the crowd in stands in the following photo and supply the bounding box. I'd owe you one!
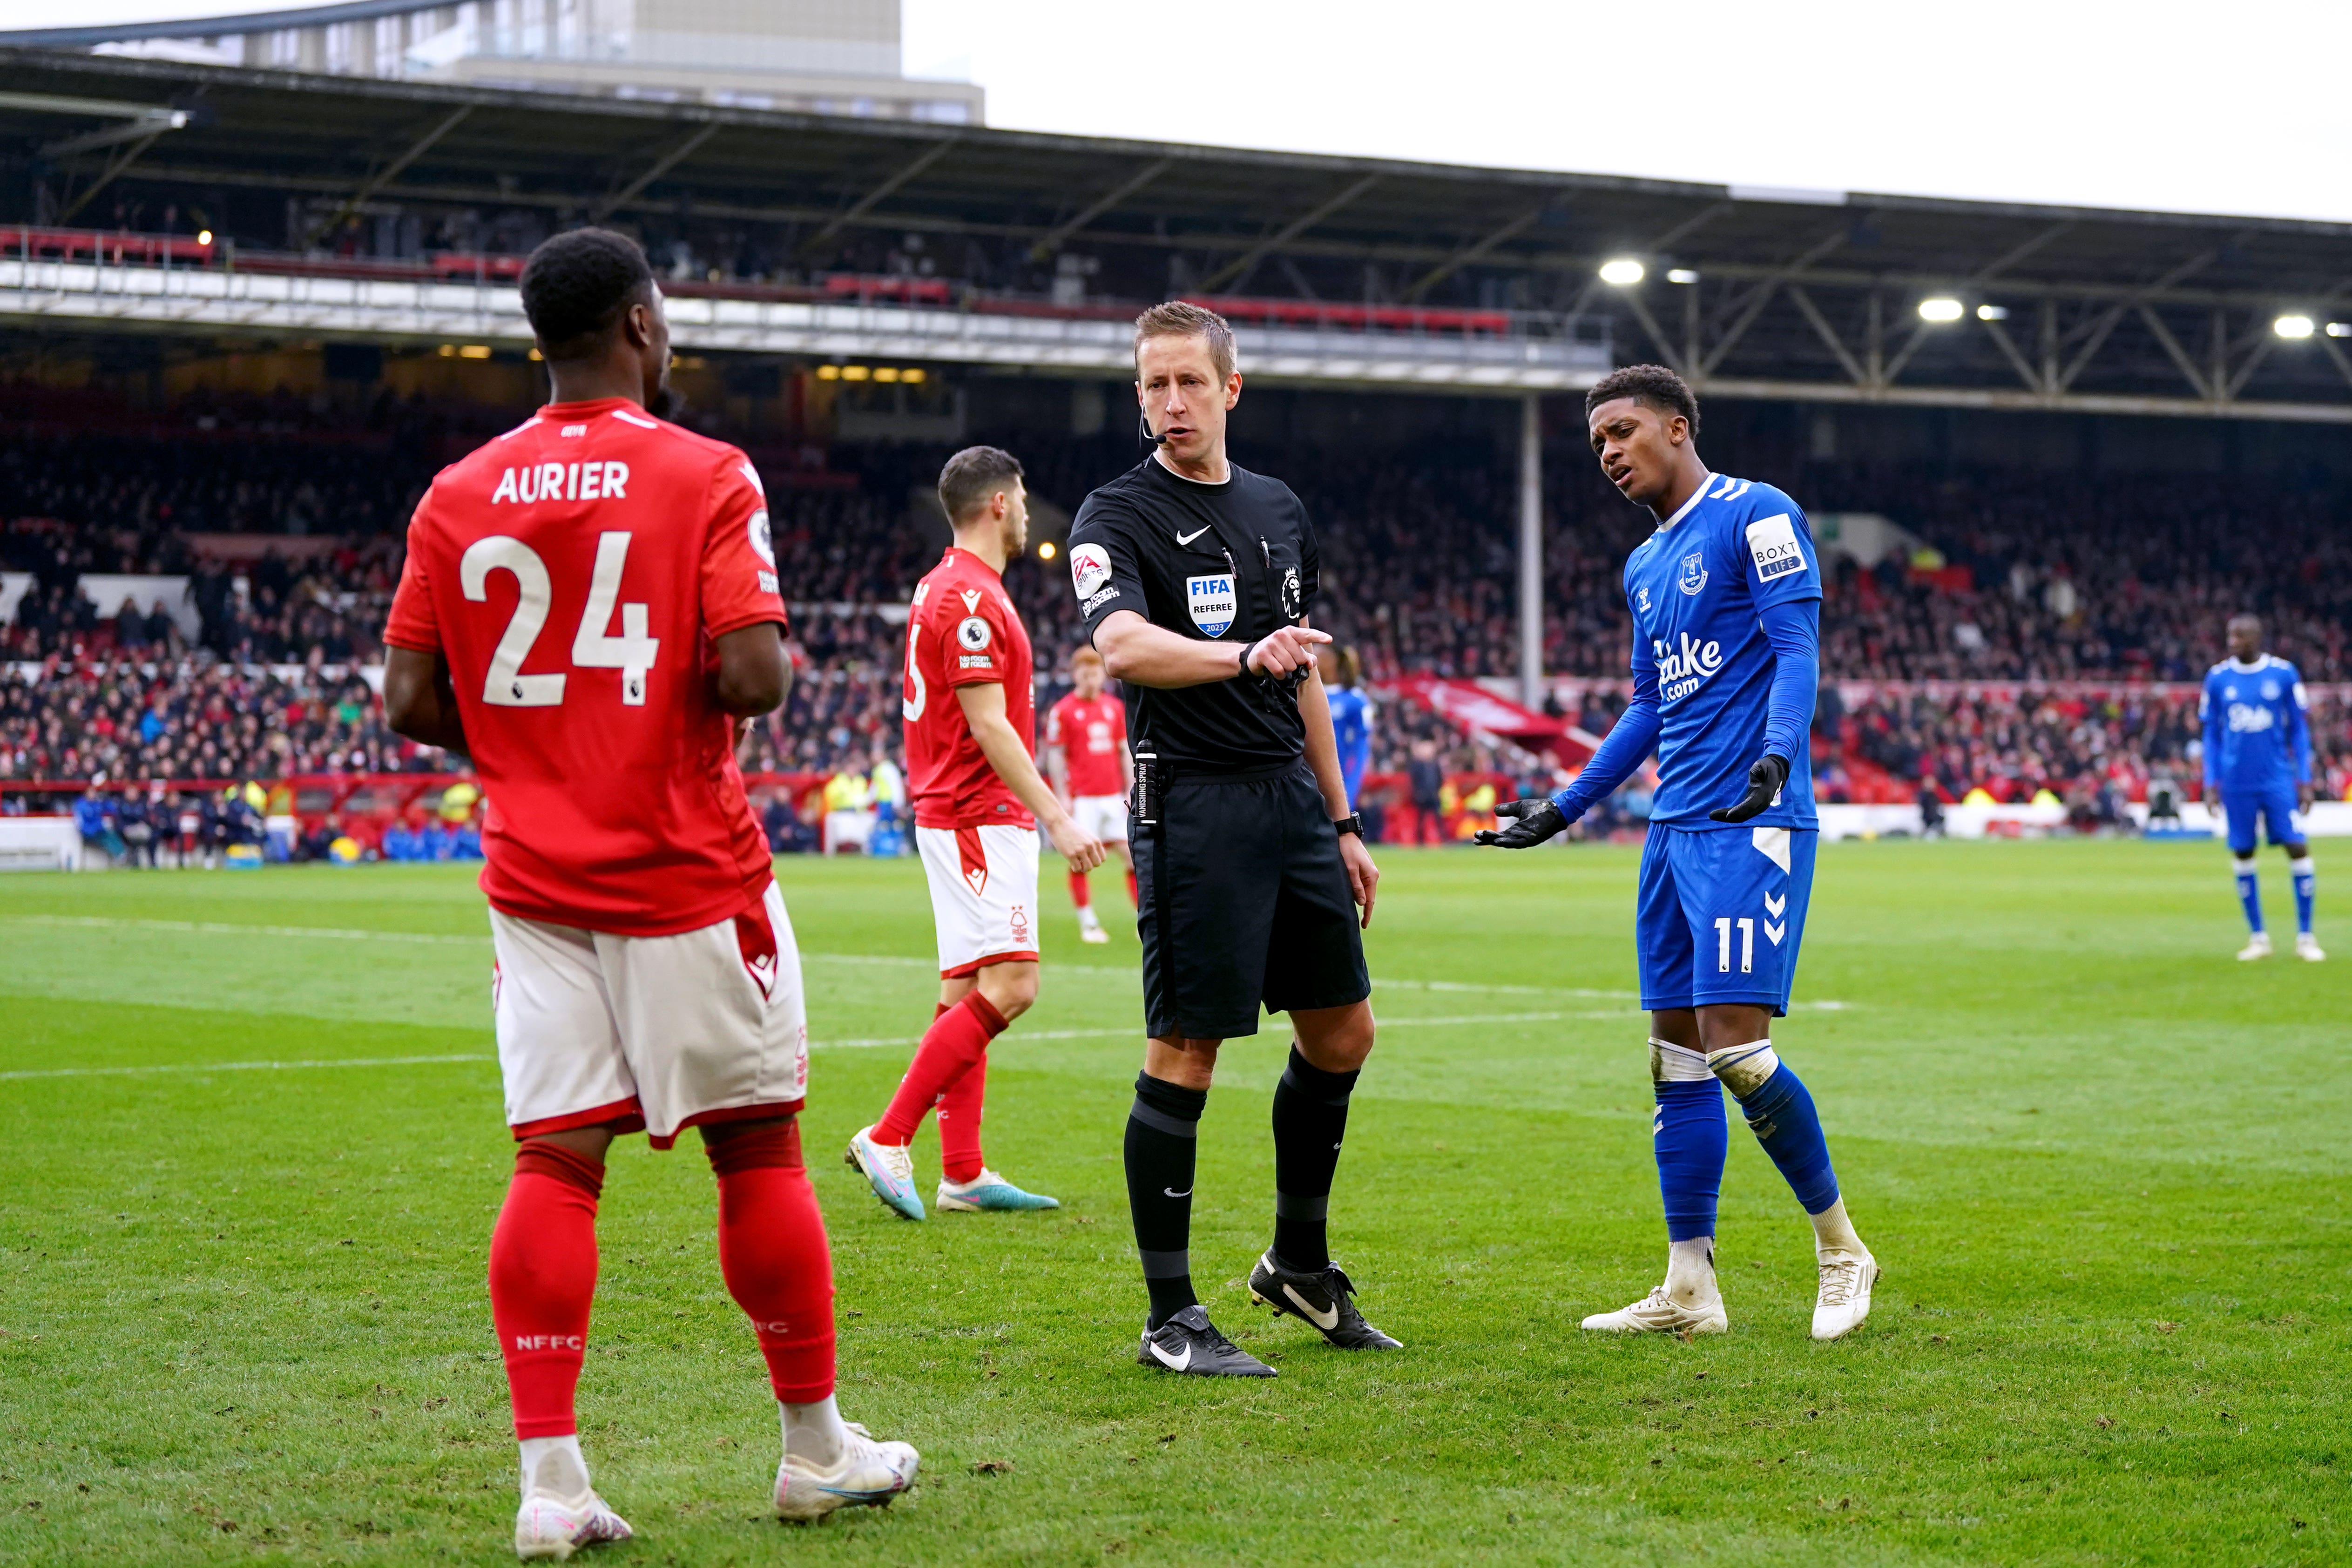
[0,660,424,788]
[5,394,2348,827]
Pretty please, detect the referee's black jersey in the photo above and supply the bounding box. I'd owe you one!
[1066,457,1319,770]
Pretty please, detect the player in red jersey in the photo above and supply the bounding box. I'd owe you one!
[379,229,915,1560]
[845,446,1104,1220]
[1044,646,1137,942]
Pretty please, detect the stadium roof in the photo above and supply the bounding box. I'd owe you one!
[4,47,2352,419]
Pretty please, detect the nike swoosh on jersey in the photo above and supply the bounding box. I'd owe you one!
[1283,1283,1341,1331]
[1176,526,1212,546]
[1147,1338,1192,1371]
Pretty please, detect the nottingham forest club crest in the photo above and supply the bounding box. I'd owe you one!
[1678,551,1708,596]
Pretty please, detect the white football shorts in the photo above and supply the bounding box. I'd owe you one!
[916,822,1041,976]
[1070,792,1129,843]
[489,880,810,1148]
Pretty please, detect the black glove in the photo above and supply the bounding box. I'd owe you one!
[1474,797,1572,848]
[1709,754,1790,824]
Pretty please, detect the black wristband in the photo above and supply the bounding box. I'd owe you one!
[1331,813,1364,838]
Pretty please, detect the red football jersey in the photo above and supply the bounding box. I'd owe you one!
[383,397,785,936]
[902,547,1034,830]
[1046,691,1127,798]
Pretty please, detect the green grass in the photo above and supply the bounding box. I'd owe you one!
[0,841,2344,1566]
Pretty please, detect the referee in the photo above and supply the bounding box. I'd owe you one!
[1066,302,1399,1377]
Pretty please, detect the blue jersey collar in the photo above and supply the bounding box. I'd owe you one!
[2226,655,2268,673]
[1653,470,1713,534]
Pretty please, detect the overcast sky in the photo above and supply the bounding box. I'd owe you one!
[12,0,2348,223]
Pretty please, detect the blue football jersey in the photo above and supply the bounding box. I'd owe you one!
[1328,686,1373,771]
[2201,656,2311,788]
[1622,473,1822,830]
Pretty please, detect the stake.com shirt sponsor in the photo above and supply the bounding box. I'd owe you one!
[1621,471,1823,830]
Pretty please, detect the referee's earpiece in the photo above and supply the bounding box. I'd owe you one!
[1139,409,1168,449]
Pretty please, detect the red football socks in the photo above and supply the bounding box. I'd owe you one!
[489,1142,604,1440]
[1068,870,1092,911]
[873,991,1007,1145]
[707,1120,836,1404]
[935,1054,987,1183]
[1126,868,1140,907]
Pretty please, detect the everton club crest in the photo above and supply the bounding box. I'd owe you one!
[1677,550,1708,596]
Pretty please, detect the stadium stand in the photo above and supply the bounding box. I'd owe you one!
[7,391,2345,837]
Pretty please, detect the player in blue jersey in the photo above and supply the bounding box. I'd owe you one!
[2202,614,2322,962]
[1477,365,1876,1341]
[1318,644,1374,810]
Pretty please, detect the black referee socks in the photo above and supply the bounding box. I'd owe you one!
[1125,1072,1207,1329]
[1271,1047,1359,1273]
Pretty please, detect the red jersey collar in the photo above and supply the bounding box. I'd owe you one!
[537,397,649,420]
[941,545,1005,581]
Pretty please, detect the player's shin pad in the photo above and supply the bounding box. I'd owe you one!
[1707,1044,1839,1217]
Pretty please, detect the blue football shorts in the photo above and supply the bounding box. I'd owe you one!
[1635,824,1818,1015]
[2222,779,2303,855]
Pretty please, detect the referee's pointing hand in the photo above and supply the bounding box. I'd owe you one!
[1244,625,1331,678]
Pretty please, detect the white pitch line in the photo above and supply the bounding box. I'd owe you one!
[0,915,1851,1008]
[0,1010,1620,1082]
[0,1053,493,1081]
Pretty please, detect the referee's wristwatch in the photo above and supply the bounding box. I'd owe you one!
[1330,813,1364,838]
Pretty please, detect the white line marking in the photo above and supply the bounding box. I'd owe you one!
[0,1053,492,1081]
[0,917,1852,1008]
[0,1011,1619,1081]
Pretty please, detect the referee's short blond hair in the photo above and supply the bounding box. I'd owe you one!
[1133,301,1236,382]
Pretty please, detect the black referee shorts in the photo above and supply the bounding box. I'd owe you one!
[1135,762,1371,1040]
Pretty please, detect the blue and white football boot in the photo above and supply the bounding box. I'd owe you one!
[935,1169,1060,1212]
[844,1126,925,1221]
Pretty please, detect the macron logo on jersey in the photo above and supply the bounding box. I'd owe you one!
[1745,514,1807,583]
[491,461,629,505]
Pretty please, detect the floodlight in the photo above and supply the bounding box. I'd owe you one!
[1976,304,2008,321]
[2329,323,2351,337]
[2274,315,2314,339]
[1599,258,1644,286]
[196,230,213,245]
[1666,269,1699,284]
[1918,298,1964,323]
[1038,541,1058,561]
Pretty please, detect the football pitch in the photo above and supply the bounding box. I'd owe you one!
[0,840,2342,1567]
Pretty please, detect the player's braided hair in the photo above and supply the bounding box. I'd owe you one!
[1585,363,1700,436]
[520,228,654,360]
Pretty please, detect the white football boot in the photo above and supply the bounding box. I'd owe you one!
[1811,1250,1879,1341]
[2295,933,2325,961]
[1076,906,1109,944]
[1581,1284,1728,1336]
[774,1422,920,1521]
[514,1493,632,1561]
[2237,932,2273,961]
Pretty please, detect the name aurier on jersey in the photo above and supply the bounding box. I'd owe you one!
[489,460,630,504]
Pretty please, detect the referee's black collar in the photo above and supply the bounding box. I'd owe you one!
[1150,451,1235,488]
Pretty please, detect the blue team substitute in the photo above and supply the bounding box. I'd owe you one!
[1480,365,1877,1344]
[2201,613,2322,961]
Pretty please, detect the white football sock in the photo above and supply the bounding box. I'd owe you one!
[1807,1196,1866,1260]
[783,1395,848,1467]
[1665,1237,1719,1306]
[518,1434,590,1501]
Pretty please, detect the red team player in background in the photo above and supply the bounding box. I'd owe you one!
[1044,645,1137,942]
[846,446,1105,1220]
[380,228,915,1561]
